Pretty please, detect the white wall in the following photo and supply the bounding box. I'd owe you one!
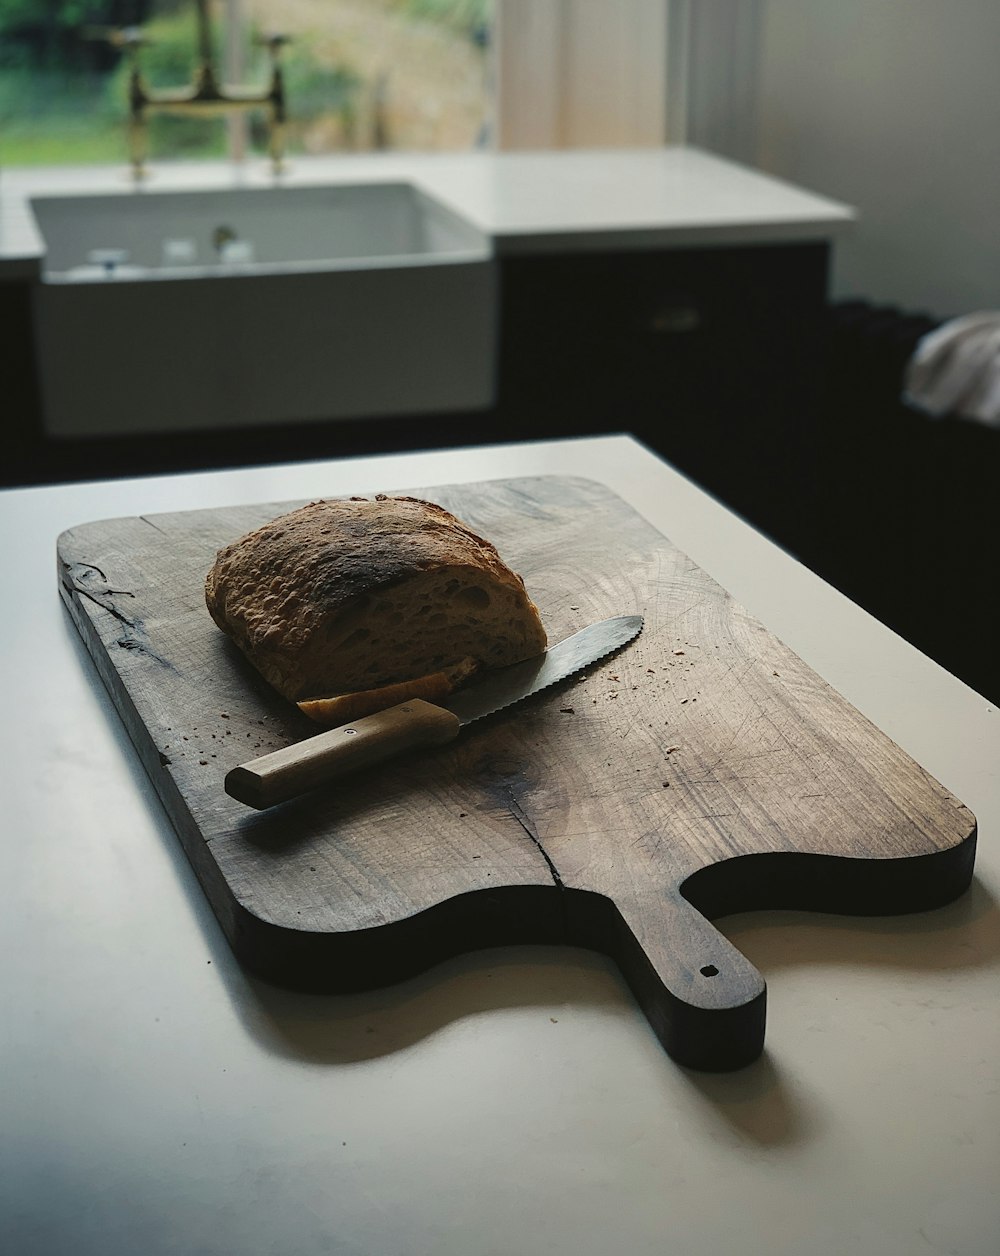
[751,0,1000,318]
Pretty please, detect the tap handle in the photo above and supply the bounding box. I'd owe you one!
[256,31,291,61]
[82,25,152,58]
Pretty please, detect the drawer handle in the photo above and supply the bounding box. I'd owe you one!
[649,306,702,334]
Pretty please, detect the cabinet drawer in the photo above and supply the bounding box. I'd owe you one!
[498,242,829,416]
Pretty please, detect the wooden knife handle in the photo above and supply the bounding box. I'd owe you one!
[225,699,462,810]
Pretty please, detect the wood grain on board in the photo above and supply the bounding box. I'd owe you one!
[57,475,976,1070]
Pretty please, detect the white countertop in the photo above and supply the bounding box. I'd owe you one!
[1,435,996,1256]
[0,145,855,279]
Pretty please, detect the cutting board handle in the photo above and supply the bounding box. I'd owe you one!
[595,890,768,1071]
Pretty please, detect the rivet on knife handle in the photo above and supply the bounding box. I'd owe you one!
[225,700,461,810]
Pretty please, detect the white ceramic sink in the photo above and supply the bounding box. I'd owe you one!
[30,182,496,437]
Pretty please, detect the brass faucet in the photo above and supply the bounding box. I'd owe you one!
[112,0,289,178]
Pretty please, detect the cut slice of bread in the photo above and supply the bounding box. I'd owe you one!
[297,657,480,726]
[205,495,547,706]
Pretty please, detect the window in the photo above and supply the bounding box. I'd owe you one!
[0,0,494,167]
[0,1,676,169]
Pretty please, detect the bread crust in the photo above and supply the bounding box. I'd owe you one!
[205,495,547,703]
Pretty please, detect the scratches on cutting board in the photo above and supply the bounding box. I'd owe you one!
[62,559,175,671]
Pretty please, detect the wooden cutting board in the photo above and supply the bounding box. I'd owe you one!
[58,475,976,1071]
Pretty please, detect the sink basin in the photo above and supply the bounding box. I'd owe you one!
[30,182,496,437]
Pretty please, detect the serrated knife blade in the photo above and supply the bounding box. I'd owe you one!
[444,613,642,725]
[226,614,643,810]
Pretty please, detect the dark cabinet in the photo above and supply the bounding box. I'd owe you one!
[0,280,45,454]
[497,241,831,543]
[5,239,831,512]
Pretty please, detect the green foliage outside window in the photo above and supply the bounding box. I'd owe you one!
[396,0,489,38]
[0,1,490,166]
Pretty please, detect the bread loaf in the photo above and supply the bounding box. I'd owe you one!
[205,495,547,711]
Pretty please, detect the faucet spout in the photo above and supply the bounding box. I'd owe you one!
[113,0,290,179]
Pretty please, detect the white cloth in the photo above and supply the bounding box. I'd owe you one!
[903,310,1000,427]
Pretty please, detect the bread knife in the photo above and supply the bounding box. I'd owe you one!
[225,613,643,809]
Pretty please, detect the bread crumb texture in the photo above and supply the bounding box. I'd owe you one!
[205,495,547,702]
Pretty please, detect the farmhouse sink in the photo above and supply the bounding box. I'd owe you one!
[30,182,496,437]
